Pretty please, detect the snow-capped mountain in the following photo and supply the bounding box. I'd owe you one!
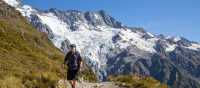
[3,0,200,88]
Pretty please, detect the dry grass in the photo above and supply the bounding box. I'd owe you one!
[108,74,169,88]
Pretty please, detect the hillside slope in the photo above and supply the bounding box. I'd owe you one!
[0,1,66,87]
[0,1,96,87]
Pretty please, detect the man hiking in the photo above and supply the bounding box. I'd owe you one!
[63,44,83,88]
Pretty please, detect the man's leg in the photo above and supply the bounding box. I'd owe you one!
[72,80,76,88]
[69,80,73,88]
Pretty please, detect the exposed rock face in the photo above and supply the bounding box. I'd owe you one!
[29,14,54,39]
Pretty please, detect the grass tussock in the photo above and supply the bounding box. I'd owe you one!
[108,74,169,88]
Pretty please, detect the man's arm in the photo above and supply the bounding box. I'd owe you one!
[77,52,83,68]
[64,52,70,65]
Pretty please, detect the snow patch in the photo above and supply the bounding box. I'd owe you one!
[147,32,154,37]
[94,13,101,20]
[166,36,181,42]
[17,5,37,18]
[186,43,200,51]
[116,29,157,53]
[166,44,177,52]
[173,37,181,42]
[3,0,19,7]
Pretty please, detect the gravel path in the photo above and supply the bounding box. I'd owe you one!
[56,79,121,88]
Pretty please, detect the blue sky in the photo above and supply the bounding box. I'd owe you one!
[23,0,200,42]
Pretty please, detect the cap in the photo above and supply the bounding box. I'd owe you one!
[70,44,76,48]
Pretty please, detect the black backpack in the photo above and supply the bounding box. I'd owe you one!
[66,52,81,70]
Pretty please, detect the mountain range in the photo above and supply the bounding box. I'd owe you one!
[3,0,200,88]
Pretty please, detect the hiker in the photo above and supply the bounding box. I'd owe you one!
[63,44,83,88]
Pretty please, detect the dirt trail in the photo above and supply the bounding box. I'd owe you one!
[57,79,121,88]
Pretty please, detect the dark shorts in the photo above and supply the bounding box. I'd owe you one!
[67,69,79,80]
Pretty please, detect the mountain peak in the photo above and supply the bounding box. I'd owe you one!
[98,10,106,13]
[97,10,122,28]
